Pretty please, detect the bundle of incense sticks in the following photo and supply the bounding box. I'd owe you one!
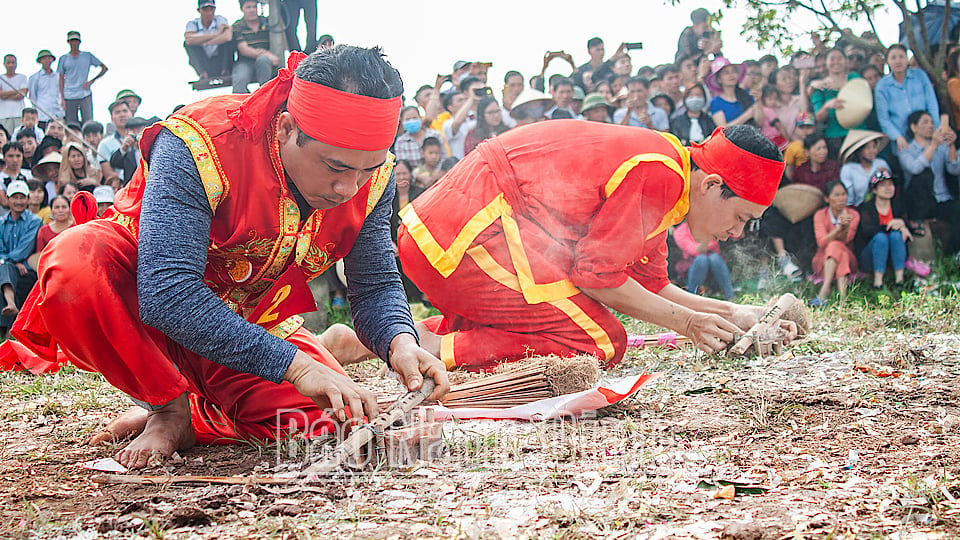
[439,355,600,409]
[626,332,692,349]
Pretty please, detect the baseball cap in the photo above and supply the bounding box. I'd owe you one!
[125,117,151,130]
[198,0,216,7]
[795,111,816,127]
[66,31,81,42]
[453,60,471,72]
[93,185,115,204]
[36,49,54,63]
[869,169,895,188]
[6,180,29,198]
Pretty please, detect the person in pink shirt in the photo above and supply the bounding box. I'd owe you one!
[672,222,735,299]
[812,180,860,306]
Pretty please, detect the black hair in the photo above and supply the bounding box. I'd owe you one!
[394,159,413,174]
[860,64,881,78]
[826,47,847,61]
[886,43,908,60]
[440,156,459,172]
[503,70,522,84]
[21,107,37,117]
[651,93,675,115]
[415,84,433,98]
[0,125,8,142]
[823,179,846,197]
[458,75,481,93]
[802,132,827,151]
[293,45,403,146]
[551,77,574,91]
[656,64,680,79]
[472,96,507,141]
[26,179,48,206]
[2,141,23,155]
[50,194,70,208]
[57,182,79,196]
[529,75,545,92]
[400,105,419,119]
[441,91,462,112]
[587,37,603,49]
[82,121,104,135]
[626,76,650,89]
[758,54,778,66]
[16,130,36,142]
[421,136,442,151]
[760,84,779,103]
[551,109,574,120]
[949,48,960,79]
[906,109,931,140]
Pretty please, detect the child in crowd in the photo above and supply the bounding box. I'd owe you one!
[812,180,860,306]
[672,222,735,299]
[783,112,817,181]
[26,180,50,223]
[855,170,911,289]
[411,137,444,201]
[756,85,788,149]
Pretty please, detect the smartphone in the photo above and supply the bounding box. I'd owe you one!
[625,42,643,51]
[794,57,815,69]
[474,87,492,97]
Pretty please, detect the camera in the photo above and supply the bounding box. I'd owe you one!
[625,42,643,51]
[474,87,492,97]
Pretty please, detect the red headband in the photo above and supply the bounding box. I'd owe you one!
[288,77,401,151]
[227,51,401,151]
[688,127,785,206]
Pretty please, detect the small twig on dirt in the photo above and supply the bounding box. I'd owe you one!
[91,474,297,485]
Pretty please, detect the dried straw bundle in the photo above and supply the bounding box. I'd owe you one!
[439,354,600,409]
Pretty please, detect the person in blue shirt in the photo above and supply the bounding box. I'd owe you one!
[875,44,939,154]
[0,180,41,318]
[56,31,108,126]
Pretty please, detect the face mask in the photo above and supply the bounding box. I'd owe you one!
[684,96,706,112]
[402,119,422,134]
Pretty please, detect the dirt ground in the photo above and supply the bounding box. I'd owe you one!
[2,293,960,539]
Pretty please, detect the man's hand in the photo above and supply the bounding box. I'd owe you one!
[388,333,449,401]
[284,350,379,422]
[265,51,281,66]
[121,135,137,152]
[14,263,27,277]
[82,80,92,90]
[682,311,741,354]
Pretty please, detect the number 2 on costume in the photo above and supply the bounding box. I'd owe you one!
[257,284,292,325]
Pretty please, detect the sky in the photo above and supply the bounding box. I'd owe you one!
[3,1,902,124]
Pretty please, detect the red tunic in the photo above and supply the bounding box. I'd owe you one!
[398,120,690,370]
[12,95,394,444]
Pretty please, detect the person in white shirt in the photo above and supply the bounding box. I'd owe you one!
[26,50,64,129]
[0,55,28,136]
[184,0,234,81]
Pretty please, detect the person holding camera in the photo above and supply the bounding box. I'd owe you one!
[109,117,150,187]
[444,76,489,159]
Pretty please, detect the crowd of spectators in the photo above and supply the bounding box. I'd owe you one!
[0,3,958,321]
[384,8,960,306]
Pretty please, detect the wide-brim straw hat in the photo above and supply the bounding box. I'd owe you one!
[508,89,554,119]
[31,151,61,178]
[773,184,825,223]
[836,78,873,129]
[839,129,889,163]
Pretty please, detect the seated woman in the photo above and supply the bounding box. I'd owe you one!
[855,171,911,289]
[899,110,960,260]
[29,195,73,273]
[26,180,51,223]
[58,141,102,193]
[812,180,861,305]
[671,222,734,300]
[464,96,509,155]
[760,132,837,278]
[669,83,716,145]
[839,130,890,207]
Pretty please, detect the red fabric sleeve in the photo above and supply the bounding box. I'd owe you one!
[568,160,682,291]
[627,239,671,292]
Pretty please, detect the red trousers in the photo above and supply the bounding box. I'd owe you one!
[13,220,341,445]
[398,225,627,371]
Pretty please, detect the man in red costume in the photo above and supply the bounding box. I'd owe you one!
[397,122,796,370]
[13,46,449,468]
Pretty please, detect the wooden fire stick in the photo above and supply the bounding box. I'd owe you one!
[301,376,437,476]
[726,293,798,356]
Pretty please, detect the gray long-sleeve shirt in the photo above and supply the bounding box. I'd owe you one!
[137,129,416,384]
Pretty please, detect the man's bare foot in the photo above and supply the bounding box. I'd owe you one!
[318,323,377,365]
[114,393,196,469]
[1,305,18,317]
[89,407,149,446]
[414,321,442,358]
